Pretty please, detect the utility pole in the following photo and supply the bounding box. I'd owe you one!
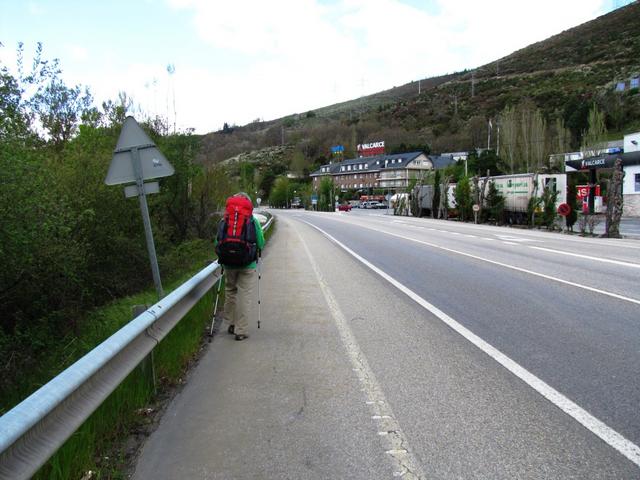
[418,79,421,95]
[281,125,284,146]
[471,71,475,98]
[166,64,176,134]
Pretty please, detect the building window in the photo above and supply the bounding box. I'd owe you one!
[544,178,557,192]
[341,167,345,172]
[635,173,640,192]
[631,77,639,89]
[365,164,369,169]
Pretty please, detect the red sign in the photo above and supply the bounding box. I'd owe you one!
[557,203,571,216]
[576,185,601,199]
[357,141,385,157]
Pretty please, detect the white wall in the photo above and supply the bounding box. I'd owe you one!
[623,164,640,216]
[624,132,640,153]
[623,165,640,195]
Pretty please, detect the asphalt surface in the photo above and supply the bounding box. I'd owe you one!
[132,210,640,479]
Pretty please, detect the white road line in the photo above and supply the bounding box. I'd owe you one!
[346,212,640,250]
[302,220,640,468]
[530,246,640,269]
[496,235,541,243]
[502,241,518,246]
[315,216,640,307]
[294,223,426,480]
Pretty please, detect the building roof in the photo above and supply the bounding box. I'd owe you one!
[428,154,457,169]
[565,151,640,171]
[310,162,341,176]
[310,151,426,176]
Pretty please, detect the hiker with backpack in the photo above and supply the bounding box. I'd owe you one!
[215,193,265,341]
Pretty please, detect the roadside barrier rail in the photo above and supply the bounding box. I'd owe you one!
[0,214,272,480]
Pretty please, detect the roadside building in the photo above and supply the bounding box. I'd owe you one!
[563,132,640,216]
[310,151,456,193]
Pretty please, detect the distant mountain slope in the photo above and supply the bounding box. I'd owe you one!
[198,2,640,173]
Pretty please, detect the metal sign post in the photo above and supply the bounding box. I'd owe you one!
[105,116,175,300]
[132,146,164,299]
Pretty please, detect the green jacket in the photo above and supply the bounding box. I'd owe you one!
[218,215,265,270]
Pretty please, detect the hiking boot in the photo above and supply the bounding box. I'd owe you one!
[227,325,235,335]
[235,334,249,341]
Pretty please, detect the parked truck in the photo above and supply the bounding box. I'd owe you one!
[486,173,567,223]
[410,185,434,217]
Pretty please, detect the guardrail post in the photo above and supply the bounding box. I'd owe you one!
[133,305,157,395]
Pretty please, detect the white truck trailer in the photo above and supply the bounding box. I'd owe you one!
[490,173,567,223]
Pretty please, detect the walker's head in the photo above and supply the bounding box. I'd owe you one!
[234,192,252,203]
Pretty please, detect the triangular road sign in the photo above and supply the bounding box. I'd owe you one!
[105,116,174,185]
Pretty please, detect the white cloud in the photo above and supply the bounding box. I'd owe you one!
[68,45,89,62]
[9,0,606,134]
[161,0,608,133]
[28,2,46,15]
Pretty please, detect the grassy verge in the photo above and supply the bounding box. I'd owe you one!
[29,239,217,480]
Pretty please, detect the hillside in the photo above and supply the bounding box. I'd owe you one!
[197,2,640,179]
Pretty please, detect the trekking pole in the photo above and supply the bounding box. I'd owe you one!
[208,270,224,343]
[257,250,262,329]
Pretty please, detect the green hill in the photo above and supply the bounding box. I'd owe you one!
[198,2,640,176]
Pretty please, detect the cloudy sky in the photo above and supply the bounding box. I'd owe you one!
[0,0,630,134]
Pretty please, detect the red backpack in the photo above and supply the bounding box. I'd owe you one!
[215,195,258,267]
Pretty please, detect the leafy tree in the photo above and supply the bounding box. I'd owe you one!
[484,180,505,224]
[500,104,518,173]
[432,170,441,218]
[454,176,472,221]
[290,149,307,176]
[238,161,256,195]
[563,97,590,146]
[581,102,607,158]
[541,185,559,229]
[269,176,290,208]
[443,159,466,183]
[155,131,202,242]
[476,149,503,176]
[318,177,334,212]
[31,79,94,150]
[0,47,226,415]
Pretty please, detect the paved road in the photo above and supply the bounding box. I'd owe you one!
[133,210,640,479]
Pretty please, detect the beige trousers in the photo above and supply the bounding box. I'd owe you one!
[223,268,256,336]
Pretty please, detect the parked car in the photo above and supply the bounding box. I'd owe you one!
[338,203,352,212]
[366,201,383,209]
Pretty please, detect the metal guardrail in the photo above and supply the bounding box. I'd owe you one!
[0,214,273,480]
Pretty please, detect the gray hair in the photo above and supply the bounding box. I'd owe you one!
[234,192,253,203]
